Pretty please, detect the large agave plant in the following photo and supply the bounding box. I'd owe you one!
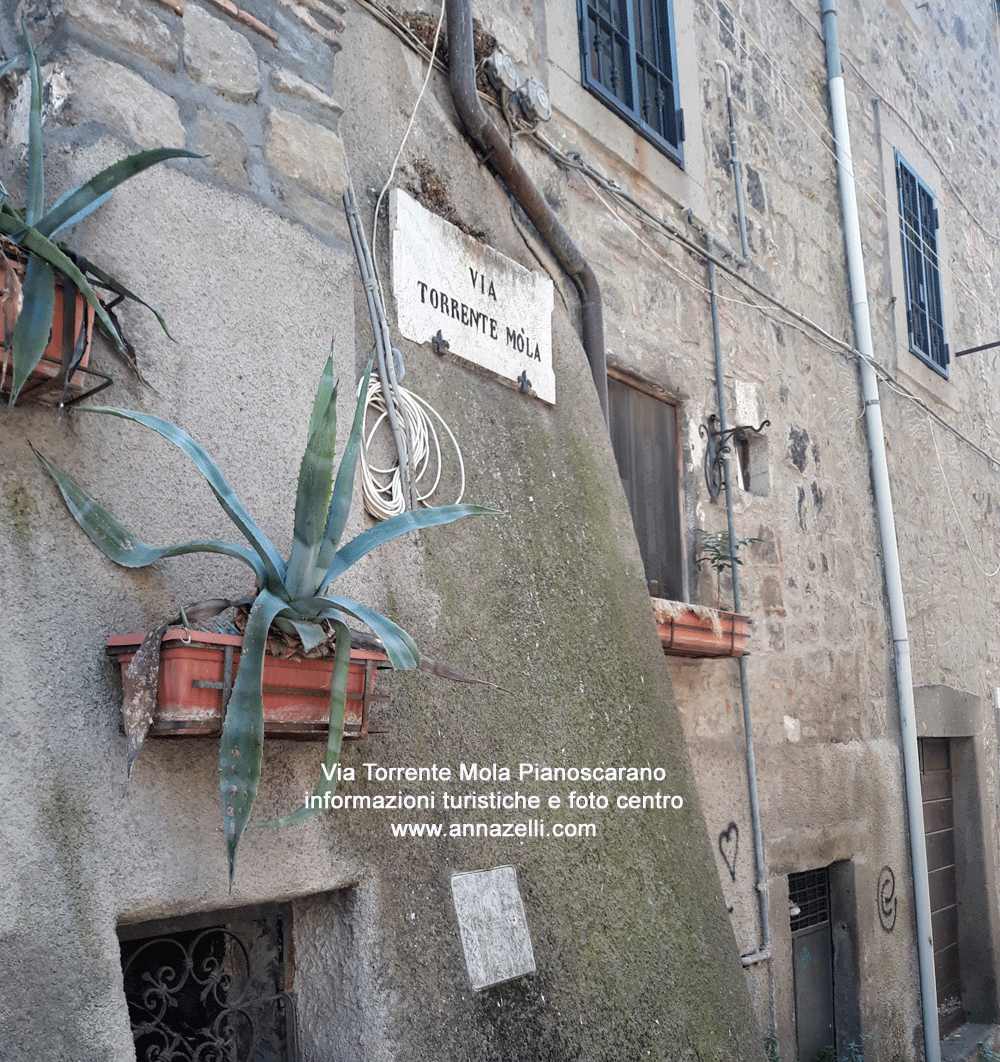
[1,27,197,405]
[37,351,494,885]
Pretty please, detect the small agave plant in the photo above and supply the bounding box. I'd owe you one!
[37,351,494,885]
[1,27,197,405]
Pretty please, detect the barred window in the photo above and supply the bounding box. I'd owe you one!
[119,903,297,1062]
[578,0,684,164]
[896,152,948,376]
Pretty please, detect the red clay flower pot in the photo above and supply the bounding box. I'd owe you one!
[105,630,388,740]
[0,256,95,402]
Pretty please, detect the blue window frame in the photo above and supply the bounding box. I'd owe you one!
[896,152,948,376]
[578,0,684,165]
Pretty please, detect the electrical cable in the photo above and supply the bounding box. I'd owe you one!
[534,85,1000,476]
[357,374,467,519]
[346,0,468,519]
[704,0,1000,336]
[370,0,446,299]
[344,178,416,509]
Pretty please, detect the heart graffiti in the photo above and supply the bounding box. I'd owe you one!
[718,822,740,881]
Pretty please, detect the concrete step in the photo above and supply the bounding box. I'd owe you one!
[940,1023,1000,1062]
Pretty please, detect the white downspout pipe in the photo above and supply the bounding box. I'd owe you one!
[819,3,940,1058]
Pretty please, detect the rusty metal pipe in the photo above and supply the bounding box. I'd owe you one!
[445,0,608,425]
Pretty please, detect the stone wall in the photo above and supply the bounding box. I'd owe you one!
[0,1,765,1060]
[415,0,1000,1055]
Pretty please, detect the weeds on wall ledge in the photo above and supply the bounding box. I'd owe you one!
[650,529,759,659]
[694,527,760,606]
[651,597,750,658]
[0,26,197,407]
[36,350,497,887]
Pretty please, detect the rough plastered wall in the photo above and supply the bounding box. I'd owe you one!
[0,2,763,1061]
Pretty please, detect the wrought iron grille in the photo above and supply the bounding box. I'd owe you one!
[119,903,297,1062]
[788,867,830,932]
[896,151,948,376]
[579,0,683,162]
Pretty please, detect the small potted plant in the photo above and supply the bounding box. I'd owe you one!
[651,529,756,659]
[37,349,496,886]
[0,27,197,406]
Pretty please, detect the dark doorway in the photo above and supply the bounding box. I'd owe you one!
[790,868,835,1062]
[919,736,965,1035]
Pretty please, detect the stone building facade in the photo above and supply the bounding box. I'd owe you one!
[1,0,998,1059]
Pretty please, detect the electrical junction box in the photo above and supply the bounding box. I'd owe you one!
[486,48,518,92]
[518,79,551,123]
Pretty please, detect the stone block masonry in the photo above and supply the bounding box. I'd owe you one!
[50,0,348,243]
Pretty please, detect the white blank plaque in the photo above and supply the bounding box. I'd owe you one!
[451,866,536,990]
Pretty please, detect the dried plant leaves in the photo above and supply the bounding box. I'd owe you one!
[121,619,171,794]
[121,598,246,793]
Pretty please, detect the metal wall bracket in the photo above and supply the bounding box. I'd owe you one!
[191,650,386,739]
[699,414,769,501]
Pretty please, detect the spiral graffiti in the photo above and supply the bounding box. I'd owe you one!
[878,865,897,932]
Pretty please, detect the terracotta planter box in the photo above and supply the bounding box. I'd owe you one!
[106,630,388,740]
[0,257,96,402]
[651,601,750,659]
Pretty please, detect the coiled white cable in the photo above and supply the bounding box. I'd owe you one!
[358,375,466,520]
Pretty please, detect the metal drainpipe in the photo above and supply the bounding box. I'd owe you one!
[445,0,608,425]
[819,3,940,1058]
[714,62,750,262]
[707,235,771,969]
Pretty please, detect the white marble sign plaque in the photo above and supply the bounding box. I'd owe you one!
[391,189,555,404]
[451,866,536,990]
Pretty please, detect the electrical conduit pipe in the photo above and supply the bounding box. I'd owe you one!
[819,3,940,1057]
[445,0,608,425]
[706,235,771,968]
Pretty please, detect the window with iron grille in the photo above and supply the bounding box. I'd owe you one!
[788,867,830,933]
[118,903,297,1062]
[578,0,684,165]
[896,152,948,376]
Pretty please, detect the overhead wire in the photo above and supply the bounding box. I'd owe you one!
[705,0,1000,339]
[527,84,1000,476]
[347,0,468,518]
[349,0,1000,481]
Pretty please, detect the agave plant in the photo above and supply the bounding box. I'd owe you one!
[36,350,494,885]
[1,27,198,405]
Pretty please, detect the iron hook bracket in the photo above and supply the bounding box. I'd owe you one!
[699,414,770,501]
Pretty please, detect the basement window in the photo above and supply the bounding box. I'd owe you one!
[118,902,297,1061]
[578,0,684,165]
[896,151,948,377]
